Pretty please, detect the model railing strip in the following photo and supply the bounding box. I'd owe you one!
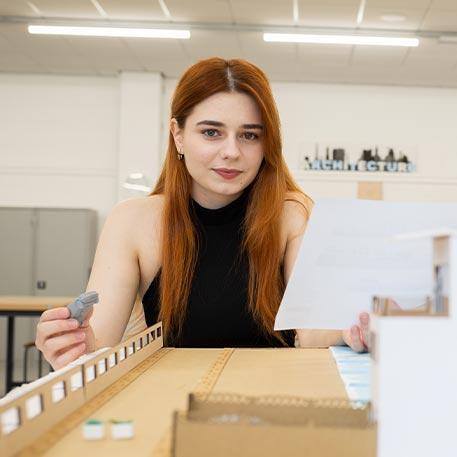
[0,322,163,457]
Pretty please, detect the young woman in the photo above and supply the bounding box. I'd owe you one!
[36,57,369,369]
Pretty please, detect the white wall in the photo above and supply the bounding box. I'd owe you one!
[0,73,119,230]
[2,74,456,228]
[117,72,164,201]
[164,78,457,203]
[0,71,166,230]
[273,82,457,202]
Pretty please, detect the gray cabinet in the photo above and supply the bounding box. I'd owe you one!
[0,208,97,364]
[34,209,96,296]
[0,208,35,296]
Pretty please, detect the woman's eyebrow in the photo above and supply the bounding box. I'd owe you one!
[243,123,264,130]
[196,120,224,127]
[196,120,264,130]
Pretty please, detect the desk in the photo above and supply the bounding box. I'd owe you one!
[0,296,73,395]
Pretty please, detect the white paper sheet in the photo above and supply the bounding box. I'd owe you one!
[274,199,457,331]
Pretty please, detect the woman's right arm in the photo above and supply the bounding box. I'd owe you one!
[36,200,142,370]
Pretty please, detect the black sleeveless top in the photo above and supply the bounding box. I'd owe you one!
[142,189,294,348]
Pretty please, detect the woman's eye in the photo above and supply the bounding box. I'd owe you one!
[202,129,219,138]
[242,132,259,141]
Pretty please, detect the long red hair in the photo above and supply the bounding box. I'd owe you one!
[151,57,310,344]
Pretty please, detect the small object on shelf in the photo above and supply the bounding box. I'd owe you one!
[67,291,99,325]
[110,419,134,440]
[82,419,105,440]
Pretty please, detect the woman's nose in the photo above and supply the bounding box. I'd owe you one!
[220,135,241,159]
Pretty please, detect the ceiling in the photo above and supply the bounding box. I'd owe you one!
[1,0,457,87]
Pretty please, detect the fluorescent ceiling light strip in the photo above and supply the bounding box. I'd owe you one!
[28,25,190,39]
[263,33,419,47]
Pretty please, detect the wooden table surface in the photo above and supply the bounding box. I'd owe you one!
[0,296,74,312]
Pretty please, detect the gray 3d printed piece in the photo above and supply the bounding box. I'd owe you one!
[67,291,99,325]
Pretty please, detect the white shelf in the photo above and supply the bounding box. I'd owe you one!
[293,170,457,185]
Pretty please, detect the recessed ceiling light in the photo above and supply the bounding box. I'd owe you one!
[381,14,406,23]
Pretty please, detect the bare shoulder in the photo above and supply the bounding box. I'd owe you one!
[106,194,164,229]
[110,194,164,218]
[101,194,165,248]
[284,191,313,213]
[282,191,314,241]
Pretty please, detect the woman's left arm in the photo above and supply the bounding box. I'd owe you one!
[282,197,369,352]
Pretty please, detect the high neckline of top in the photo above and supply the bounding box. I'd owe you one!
[190,190,250,226]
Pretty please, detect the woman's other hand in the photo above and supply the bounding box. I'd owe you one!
[342,312,370,352]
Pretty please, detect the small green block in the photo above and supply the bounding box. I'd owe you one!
[85,419,103,425]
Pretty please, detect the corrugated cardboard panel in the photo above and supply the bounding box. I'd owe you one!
[213,348,347,398]
[42,349,221,457]
[186,394,370,426]
[173,412,376,457]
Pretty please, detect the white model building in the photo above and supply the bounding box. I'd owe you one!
[370,229,457,457]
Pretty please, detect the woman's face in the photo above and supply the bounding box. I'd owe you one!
[171,91,264,209]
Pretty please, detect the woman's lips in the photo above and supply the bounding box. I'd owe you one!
[213,169,242,180]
